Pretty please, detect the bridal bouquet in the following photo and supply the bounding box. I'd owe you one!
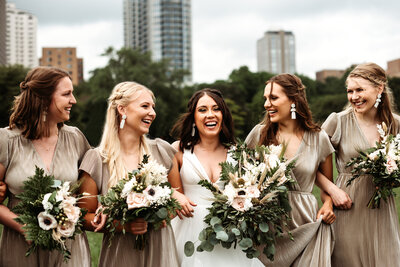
[99,155,180,249]
[184,142,295,260]
[347,122,400,209]
[13,167,86,261]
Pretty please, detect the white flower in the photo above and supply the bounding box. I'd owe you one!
[56,182,71,202]
[141,160,168,185]
[246,185,260,198]
[377,124,386,139]
[368,150,381,161]
[121,179,135,198]
[265,154,280,169]
[126,192,150,209]
[57,220,76,238]
[42,193,53,211]
[223,183,237,203]
[231,196,253,212]
[270,144,283,157]
[38,212,58,230]
[143,185,171,205]
[61,197,81,224]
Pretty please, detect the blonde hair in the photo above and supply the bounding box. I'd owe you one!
[346,62,398,134]
[98,81,155,188]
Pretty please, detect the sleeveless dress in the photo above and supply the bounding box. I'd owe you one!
[171,149,264,267]
[79,138,179,267]
[245,125,335,267]
[0,125,92,267]
[322,109,400,267]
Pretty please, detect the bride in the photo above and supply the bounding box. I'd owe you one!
[169,88,264,266]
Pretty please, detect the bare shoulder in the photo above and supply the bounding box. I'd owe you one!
[171,140,180,151]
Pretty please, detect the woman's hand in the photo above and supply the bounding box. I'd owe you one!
[317,199,336,225]
[0,181,7,203]
[125,218,148,235]
[172,190,196,219]
[91,205,107,232]
[329,186,352,210]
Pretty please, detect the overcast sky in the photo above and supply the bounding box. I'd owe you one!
[9,0,400,83]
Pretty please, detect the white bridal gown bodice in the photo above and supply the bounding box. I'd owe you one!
[171,149,264,267]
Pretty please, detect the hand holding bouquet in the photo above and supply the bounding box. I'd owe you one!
[185,142,295,260]
[99,155,180,249]
[347,123,400,208]
[13,167,87,261]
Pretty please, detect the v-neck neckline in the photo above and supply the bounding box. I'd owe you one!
[191,150,227,184]
[30,130,61,174]
[351,110,379,148]
[283,131,306,162]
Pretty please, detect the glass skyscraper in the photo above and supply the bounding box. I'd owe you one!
[124,0,192,80]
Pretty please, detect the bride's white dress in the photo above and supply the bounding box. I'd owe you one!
[171,149,264,267]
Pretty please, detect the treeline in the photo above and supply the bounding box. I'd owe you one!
[1,47,400,146]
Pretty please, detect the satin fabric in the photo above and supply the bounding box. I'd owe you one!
[0,125,91,267]
[79,138,179,267]
[323,109,400,267]
[171,149,264,267]
[245,125,335,267]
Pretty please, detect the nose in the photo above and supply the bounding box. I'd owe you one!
[149,107,156,117]
[71,93,77,104]
[264,98,271,109]
[351,91,359,100]
[206,109,215,117]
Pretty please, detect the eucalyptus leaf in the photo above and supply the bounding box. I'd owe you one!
[184,241,195,256]
[216,231,229,241]
[210,217,222,226]
[239,238,253,249]
[213,224,224,232]
[259,222,269,233]
[155,207,168,219]
[231,228,241,236]
[198,229,207,241]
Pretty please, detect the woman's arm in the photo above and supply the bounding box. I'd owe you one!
[0,163,26,237]
[316,154,352,210]
[315,154,336,224]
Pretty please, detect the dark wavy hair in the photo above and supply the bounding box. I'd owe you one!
[9,66,71,139]
[346,62,398,135]
[171,88,235,152]
[259,73,320,146]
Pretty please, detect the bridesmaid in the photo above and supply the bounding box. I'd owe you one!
[0,66,91,266]
[169,88,264,266]
[78,81,181,267]
[322,62,400,267]
[245,73,336,266]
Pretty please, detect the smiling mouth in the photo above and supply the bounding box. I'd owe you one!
[205,122,217,128]
[353,101,365,107]
[142,119,152,125]
[268,110,277,115]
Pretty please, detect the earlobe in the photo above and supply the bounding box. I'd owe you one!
[117,105,126,117]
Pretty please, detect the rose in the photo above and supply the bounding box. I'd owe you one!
[126,192,150,209]
[223,183,237,203]
[246,185,260,198]
[265,154,280,169]
[385,157,398,174]
[231,196,252,212]
[57,220,76,237]
[38,212,57,230]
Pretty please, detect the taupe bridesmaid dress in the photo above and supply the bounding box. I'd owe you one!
[0,125,92,267]
[246,125,335,267]
[323,109,400,267]
[79,138,179,267]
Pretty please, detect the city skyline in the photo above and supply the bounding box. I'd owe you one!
[6,0,400,83]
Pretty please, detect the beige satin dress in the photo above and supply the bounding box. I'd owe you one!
[323,109,400,267]
[246,125,335,267]
[79,138,179,267]
[0,125,91,267]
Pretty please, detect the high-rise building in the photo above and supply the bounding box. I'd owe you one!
[0,0,6,65]
[39,47,84,85]
[123,0,192,80]
[6,3,37,68]
[387,58,400,78]
[257,30,296,74]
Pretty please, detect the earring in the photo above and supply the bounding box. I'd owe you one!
[120,114,127,129]
[374,94,382,108]
[43,110,47,122]
[191,123,196,137]
[291,103,296,120]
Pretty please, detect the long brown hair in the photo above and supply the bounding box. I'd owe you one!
[171,88,235,152]
[346,62,398,135]
[259,73,320,146]
[9,66,71,139]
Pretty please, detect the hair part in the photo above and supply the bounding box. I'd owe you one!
[98,81,155,188]
[346,62,398,135]
[9,66,71,139]
[259,73,320,146]
[170,88,235,152]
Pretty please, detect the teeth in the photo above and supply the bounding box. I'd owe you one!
[205,122,217,127]
[268,110,277,114]
[143,119,151,124]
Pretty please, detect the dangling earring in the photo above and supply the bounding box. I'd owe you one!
[291,103,296,120]
[43,110,47,122]
[120,114,127,129]
[191,123,196,137]
[374,94,382,108]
